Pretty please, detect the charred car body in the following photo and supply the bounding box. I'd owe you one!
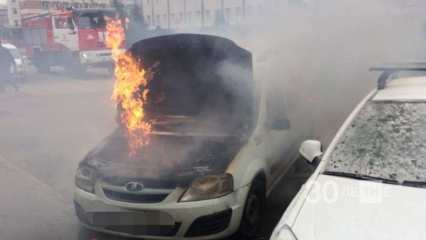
[74,34,300,239]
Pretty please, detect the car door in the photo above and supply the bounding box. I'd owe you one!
[259,82,300,189]
[52,15,78,51]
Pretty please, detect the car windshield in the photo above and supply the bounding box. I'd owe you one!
[325,101,426,183]
[77,11,114,29]
[123,35,255,138]
[142,70,253,137]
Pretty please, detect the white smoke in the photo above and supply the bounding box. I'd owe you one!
[202,0,426,144]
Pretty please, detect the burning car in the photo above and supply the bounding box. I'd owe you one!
[74,34,300,239]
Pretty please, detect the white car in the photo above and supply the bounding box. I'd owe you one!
[271,64,426,240]
[74,34,302,239]
[2,43,26,79]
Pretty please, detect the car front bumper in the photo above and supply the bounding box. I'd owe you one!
[74,185,250,239]
[79,50,118,66]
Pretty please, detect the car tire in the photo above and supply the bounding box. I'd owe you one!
[36,60,50,73]
[237,177,266,239]
[34,52,50,73]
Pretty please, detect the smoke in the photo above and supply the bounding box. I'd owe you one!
[197,0,426,144]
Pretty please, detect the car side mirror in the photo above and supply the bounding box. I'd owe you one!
[299,140,323,164]
[267,118,290,130]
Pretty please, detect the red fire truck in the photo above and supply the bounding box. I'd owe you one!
[21,8,119,74]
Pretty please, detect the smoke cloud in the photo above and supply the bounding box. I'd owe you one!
[189,0,426,144]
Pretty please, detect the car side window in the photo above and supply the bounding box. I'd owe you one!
[54,17,69,29]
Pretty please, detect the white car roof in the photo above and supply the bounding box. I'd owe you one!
[373,76,426,101]
[1,43,17,49]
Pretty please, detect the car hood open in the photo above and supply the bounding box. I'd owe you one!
[82,34,253,187]
[292,175,426,240]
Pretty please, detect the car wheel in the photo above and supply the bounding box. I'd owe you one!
[237,178,266,239]
[34,52,50,73]
[36,61,50,73]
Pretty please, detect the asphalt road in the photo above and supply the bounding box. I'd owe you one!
[0,70,314,240]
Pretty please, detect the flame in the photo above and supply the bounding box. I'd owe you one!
[106,19,151,156]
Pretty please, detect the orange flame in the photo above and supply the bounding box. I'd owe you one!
[106,19,151,156]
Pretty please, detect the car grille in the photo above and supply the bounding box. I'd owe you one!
[102,176,177,189]
[103,189,169,203]
[185,209,232,237]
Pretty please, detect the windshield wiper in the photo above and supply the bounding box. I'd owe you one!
[324,171,426,189]
[323,171,399,184]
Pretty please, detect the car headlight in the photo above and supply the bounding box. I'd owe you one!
[75,165,97,193]
[179,174,233,202]
[81,53,89,59]
[271,225,298,240]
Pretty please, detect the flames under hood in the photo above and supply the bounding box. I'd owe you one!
[84,34,254,185]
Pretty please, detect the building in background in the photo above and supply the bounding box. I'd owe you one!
[5,0,305,28]
[8,0,21,26]
[7,0,112,26]
[137,0,267,30]
[0,4,8,26]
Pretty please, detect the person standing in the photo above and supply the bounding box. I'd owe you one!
[0,42,18,93]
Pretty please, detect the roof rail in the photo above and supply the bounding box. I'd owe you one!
[370,63,426,90]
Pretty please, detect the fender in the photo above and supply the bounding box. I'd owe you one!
[227,143,269,190]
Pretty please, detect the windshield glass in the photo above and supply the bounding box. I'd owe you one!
[78,15,106,29]
[77,11,115,29]
[326,101,426,183]
[147,71,245,129]
[128,66,254,137]
[124,35,255,138]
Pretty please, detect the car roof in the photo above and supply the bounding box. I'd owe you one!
[373,76,426,101]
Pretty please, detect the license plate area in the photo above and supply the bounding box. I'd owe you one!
[91,211,174,226]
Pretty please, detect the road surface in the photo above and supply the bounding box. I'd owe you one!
[0,70,313,240]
